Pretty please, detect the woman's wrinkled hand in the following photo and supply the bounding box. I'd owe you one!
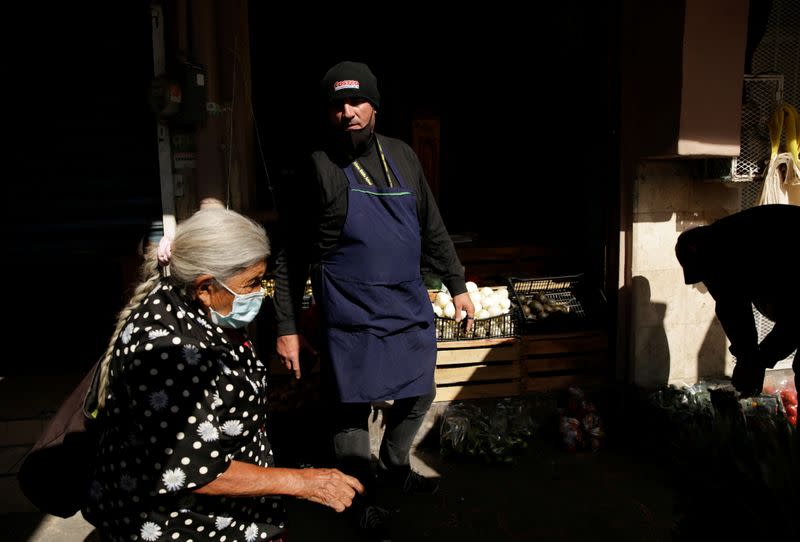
[298,468,365,512]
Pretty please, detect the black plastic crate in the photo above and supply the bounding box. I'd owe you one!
[507,274,589,333]
[434,309,519,342]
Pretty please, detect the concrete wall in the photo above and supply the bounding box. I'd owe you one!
[630,161,743,387]
[618,0,752,387]
[623,0,749,159]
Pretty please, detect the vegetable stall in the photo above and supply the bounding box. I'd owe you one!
[260,240,610,404]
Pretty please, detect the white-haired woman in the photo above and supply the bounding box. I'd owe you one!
[82,208,363,542]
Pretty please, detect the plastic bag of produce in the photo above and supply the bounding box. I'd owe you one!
[559,415,584,453]
[440,399,535,463]
[493,397,536,450]
[558,387,605,452]
[765,378,798,426]
[439,404,472,455]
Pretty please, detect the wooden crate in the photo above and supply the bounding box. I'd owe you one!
[267,330,607,400]
[521,330,609,392]
[434,337,522,402]
[456,244,577,285]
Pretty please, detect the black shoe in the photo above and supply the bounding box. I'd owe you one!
[359,505,392,542]
[377,467,440,495]
[401,469,440,495]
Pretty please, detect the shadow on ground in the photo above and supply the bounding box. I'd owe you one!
[282,440,674,542]
[7,386,678,542]
[269,388,675,542]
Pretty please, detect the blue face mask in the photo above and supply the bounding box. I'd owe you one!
[209,280,265,329]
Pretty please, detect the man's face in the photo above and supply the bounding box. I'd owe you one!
[328,97,376,132]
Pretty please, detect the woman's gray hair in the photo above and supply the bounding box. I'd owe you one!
[169,208,270,285]
[97,208,270,408]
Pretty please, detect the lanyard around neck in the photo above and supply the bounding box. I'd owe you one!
[351,138,395,188]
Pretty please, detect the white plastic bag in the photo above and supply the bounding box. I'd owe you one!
[757,152,800,205]
[758,103,800,206]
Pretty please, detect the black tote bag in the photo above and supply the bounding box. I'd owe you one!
[17,359,101,518]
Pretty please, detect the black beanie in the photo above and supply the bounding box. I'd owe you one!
[320,61,380,109]
[675,226,712,284]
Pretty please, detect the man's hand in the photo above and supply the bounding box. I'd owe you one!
[731,362,766,398]
[452,292,476,333]
[276,334,317,379]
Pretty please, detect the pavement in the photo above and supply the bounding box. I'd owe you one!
[6,368,798,541]
[3,393,677,542]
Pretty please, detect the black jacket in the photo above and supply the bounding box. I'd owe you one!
[677,204,800,364]
[273,133,466,336]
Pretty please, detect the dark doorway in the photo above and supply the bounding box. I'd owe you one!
[8,2,161,374]
[248,4,618,289]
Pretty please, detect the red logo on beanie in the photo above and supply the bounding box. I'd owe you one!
[334,79,360,92]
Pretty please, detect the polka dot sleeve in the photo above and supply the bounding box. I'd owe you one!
[122,337,235,494]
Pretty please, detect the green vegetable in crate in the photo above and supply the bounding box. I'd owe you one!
[520,294,570,319]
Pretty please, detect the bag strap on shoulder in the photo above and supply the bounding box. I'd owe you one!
[84,357,103,419]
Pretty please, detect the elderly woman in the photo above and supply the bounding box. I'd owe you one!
[82,208,363,542]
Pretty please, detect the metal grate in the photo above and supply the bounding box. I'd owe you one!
[752,0,800,111]
[507,274,591,333]
[740,179,764,209]
[730,76,784,181]
[751,304,797,371]
[747,0,800,180]
[704,76,783,183]
[731,0,797,369]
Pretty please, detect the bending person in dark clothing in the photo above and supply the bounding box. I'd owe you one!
[273,61,474,540]
[675,204,800,396]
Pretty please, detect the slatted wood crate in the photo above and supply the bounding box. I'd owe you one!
[522,330,609,392]
[266,329,608,403]
[434,337,522,402]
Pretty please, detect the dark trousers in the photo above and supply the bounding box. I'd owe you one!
[328,387,436,490]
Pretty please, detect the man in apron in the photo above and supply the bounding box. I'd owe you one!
[273,61,474,539]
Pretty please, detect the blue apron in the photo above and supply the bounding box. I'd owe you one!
[320,147,436,403]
